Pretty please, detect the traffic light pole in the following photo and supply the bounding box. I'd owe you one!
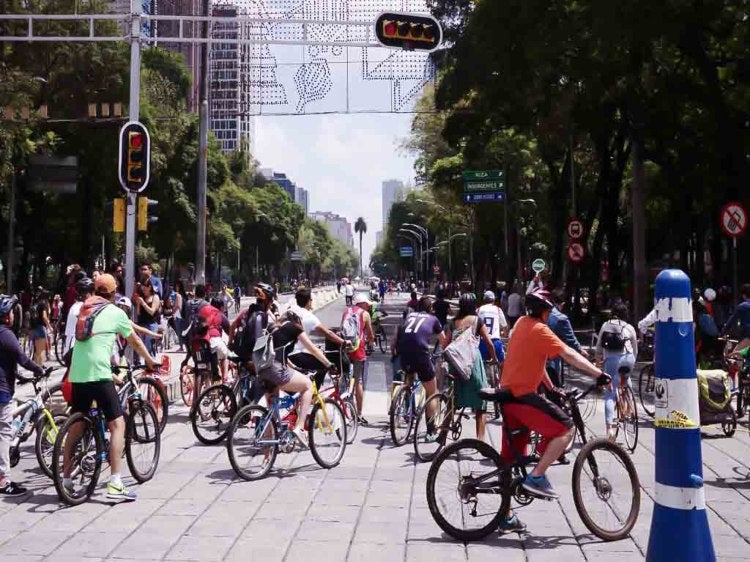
[195,0,210,286]
[124,0,142,300]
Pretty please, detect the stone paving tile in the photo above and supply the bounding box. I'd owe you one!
[50,530,130,559]
[223,541,286,562]
[352,521,406,544]
[1,529,70,557]
[348,541,406,562]
[285,539,349,562]
[406,541,467,562]
[166,534,236,561]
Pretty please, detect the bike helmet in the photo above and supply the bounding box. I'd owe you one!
[483,290,496,303]
[116,296,133,310]
[704,288,716,302]
[525,288,555,317]
[76,276,95,295]
[255,282,275,301]
[0,294,18,318]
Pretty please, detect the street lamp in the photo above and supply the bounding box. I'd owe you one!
[437,232,467,286]
[397,233,419,280]
[399,228,423,281]
[511,199,537,284]
[402,223,429,282]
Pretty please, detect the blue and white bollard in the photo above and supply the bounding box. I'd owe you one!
[646,269,715,561]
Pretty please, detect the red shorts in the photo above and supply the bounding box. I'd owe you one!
[500,392,573,462]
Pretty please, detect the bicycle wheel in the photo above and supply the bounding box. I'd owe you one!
[52,413,102,506]
[389,384,415,446]
[638,364,655,418]
[227,405,278,481]
[53,332,66,366]
[341,396,358,444]
[414,392,450,463]
[180,369,196,407]
[426,438,510,541]
[309,399,347,469]
[126,401,161,482]
[138,376,169,434]
[620,386,639,453]
[377,330,387,354]
[35,412,67,479]
[572,438,640,541]
[191,384,237,445]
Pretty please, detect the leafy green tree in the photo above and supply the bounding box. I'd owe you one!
[354,217,367,278]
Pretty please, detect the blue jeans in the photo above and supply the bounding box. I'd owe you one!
[139,322,159,355]
[603,353,635,426]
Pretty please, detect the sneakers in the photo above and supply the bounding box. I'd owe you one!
[557,454,570,465]
[521,474,558,499]
[358,415,369,426]
[106,481,137,501]
[292,427,309,449]
[0,481,28,496]
[499,514,527,533]
[423,431,440,443]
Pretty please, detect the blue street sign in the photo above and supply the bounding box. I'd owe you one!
[463,191,505,204]
[399,246,414,257]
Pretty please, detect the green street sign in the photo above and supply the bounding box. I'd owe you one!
[463,169,505,192]
[532,258,546,273]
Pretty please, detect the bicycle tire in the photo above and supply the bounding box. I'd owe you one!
[53,332,66,366]
[227,404,278,481]
[191,384,238,445]
[638,363,655,418]
[308,398,347,469]
[341,396,358,444]
[389,384,415,446]
[426,438,510,541]
[180,369,196,407]
[377,330,387,354]
[52,412,102,506]
[621,386,639,453]
[413,392,450,463]
[138,376,169,434]
[722,410,737,437]
[572,438,640,541]
[35,412,67,479]
[126,401,161,482]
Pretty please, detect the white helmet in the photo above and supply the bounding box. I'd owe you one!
[704,288,716,302]
[117,296,133,309]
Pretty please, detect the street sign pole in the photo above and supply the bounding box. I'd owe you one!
[720,202,748,304]
[124,0,142,300]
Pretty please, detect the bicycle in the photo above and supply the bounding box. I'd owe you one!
[179,340,220,407]
[51,364,161,506]
[637,361,655,418]
[52,319,67,366]
[316,348,359,444]
[426,382,640,543]
[611,366,639,453]
[133,362,169,434]
[374,324,388,354]
[191,357,259,445]
[413,372,471,462]
[226,370,347,481]
[7,367,67,478]
[388,369,426,446]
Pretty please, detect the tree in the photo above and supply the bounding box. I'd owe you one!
[354,217,367,279]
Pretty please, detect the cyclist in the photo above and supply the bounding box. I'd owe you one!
[287,287,347,389]
[0,294,46,495]
[433,287,451,330]
[547,289,588,387]
[500,288,610,501]
[393,296,445,440]
[63,276,95,356]
[62,274,156,501]
[477,290,507,368]
[726,284,750,353]
[341,293,374,425]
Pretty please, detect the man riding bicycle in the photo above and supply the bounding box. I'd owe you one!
[62,274,156,501]
[500,288,609,502]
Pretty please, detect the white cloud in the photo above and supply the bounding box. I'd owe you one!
[254,113,416,265]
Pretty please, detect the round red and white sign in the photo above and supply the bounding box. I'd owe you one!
[720,202,748,239]
[567,218,584,239]
[567,242,585,264]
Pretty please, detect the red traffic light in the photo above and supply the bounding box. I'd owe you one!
[129,132,143,149]
[118,121,151,192]
[375,12,442,52]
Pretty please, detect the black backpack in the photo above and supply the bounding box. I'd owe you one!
[182,298,209,340]
[232,305,267,359]
[600,322,627,352]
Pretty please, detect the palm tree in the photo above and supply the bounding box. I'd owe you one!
[354,217,367,280]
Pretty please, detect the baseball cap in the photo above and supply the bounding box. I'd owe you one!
[354,293,371,306]
[483,290,496,303]
[94,273,117,295]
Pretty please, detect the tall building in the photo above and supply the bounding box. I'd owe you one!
[382,179,405,229]
[375,230,383,247]
[259,168,299,203]
[295,187,309,216]
[309,212,354,248]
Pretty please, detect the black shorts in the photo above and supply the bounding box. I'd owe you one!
[289,352,327,389]
[71,381,123,422]
[399,352,435,383]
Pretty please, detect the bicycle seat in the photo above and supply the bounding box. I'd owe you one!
[478,387,514,403]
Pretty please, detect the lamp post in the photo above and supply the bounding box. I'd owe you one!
[403,223,429,282]
[512,199,537,285]
[397,234,418,280]
[399,229,422,282]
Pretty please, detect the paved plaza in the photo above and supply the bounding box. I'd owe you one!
[1,292,750,561]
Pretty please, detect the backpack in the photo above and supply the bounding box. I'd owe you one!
[698,312,719,338]
[232,305,267,360]
[600,322,626,352]
[252,325,276,372]
[29,303,42,328]
[182,299,209,340]
[75,297,113,341]
[443,318,480,382]
[341,307,362,350]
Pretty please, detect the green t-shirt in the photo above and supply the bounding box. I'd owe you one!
[69,304,133,383]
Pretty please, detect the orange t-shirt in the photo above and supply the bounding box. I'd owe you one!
[501,316,566,397]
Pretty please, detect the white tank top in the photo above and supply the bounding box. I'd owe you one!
[477,304,506,340]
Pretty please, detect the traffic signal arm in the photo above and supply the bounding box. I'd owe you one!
[375,12,442,51]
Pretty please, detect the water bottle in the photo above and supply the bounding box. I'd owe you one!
[10,417,21,436]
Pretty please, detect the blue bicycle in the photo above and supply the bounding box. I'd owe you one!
[389,369,426,446]
[226,371,347,480]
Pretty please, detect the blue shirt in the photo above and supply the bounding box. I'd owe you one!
[0,325,43,400]
[546,307,582,374]
[736,299,750,336]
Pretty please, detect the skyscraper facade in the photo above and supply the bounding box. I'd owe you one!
[382,179,404,229]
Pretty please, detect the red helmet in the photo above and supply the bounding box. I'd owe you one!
[526,288,554,315]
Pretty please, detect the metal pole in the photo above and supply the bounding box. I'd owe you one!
[195,0,210,285]
[6,173,15,294]
[570,133,576,216]
[632,132,648,325]
[733,238,738,304]
[124,0,142,299]
[469,210,475,289]
[516,206,523,285]
[448,226,452,287]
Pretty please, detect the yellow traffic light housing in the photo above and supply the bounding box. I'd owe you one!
[113,198,126,233]
[118,121,150,192]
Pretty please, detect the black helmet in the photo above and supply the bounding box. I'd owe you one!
[526,288,554,317]
[76,277,95,295]
[0,294,17,318]
[255,283,275,301]
[459,292,477,306]
[284,310,302,325]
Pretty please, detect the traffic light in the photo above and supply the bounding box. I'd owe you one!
[137,197,158,231]
[374,12,442,51]
[113,198,126,233]
[118,121,150,192]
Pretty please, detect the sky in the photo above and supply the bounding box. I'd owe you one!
[253,113,417,267]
